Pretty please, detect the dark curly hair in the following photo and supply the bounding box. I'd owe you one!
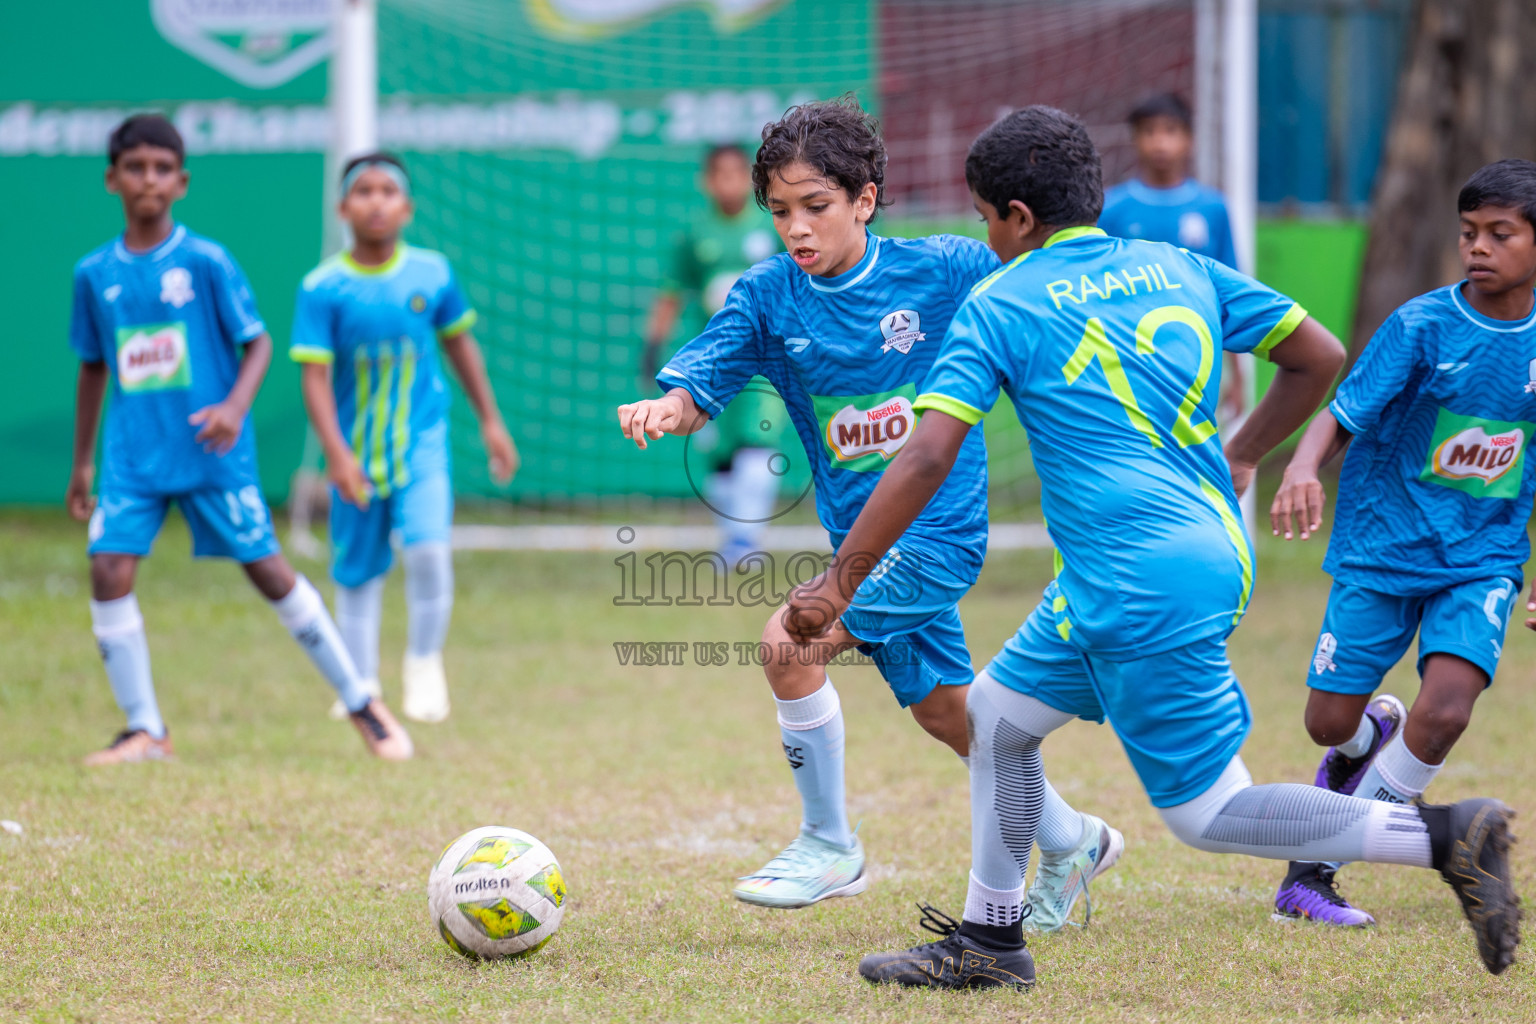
[1459,159,1536,229]
[109,113,184,166]
[965,106,1103,228]
[752,95,892,223]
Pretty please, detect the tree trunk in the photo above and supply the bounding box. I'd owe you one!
[1352,0,1536,352]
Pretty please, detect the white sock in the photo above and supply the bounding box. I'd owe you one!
[1336,714,1378,759]
[403,543,453,657]
[90,595,164,739]
[1355,736,1441,805]
[335,576,385,683]
[776,678,852,848]
[964,871,1025,927]
[272,575,370,713]
[1034,781,1087,854]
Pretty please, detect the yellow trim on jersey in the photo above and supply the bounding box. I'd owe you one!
[913,392,986,426]
[342,244,408,277]
[1251,302,1308,359]
[436,308,478,339]
[1043,225,1106,248]
[1198,477,1254,624]
[391,342,417,491]
[289,345,335,365]
[969,250,1031,299]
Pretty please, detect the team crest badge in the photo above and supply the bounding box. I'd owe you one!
[160,268,195,308]
[151,0,333,90]
[411,294,428,313]
[1312,632,1338,675]
[1523,358,1536,394]
[879,309,925,354]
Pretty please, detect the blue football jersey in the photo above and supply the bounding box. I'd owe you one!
[658,232,998,577]
[69,225,267,494]
[290,245,475,497]
[917,227,1306,657]
[1326,285,1536,593]
[1100,178,1238,268]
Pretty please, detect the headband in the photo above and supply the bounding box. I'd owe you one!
[342,160,410,198]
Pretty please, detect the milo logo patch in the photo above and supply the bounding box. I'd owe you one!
[1420,408,1534,499]
[116,322,191,392]
[812,386,917,471]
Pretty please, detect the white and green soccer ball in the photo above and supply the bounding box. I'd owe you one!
[428,826,566,961]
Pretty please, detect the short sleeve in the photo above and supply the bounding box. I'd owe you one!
[1329,312,1418,437]
[943,235,1001,297]
[655,273,766,414]
[289,280,335,365]
[206,246,266,344]
[69,265,105,362]
[433,264,477,338]
[1198,255,1307,358]
[913,296,1009,426]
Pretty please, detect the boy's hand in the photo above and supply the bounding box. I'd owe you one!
[483,421,519,484]
[1271,464,1327,540]
[618,395,685,450]
[1227,456,1257,499]
[328,452,373,508]
[784,571,851,645]
[189,401,246,455]
[65,465,96,522]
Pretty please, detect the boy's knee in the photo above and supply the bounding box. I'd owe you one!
[1409,701,1472,758]
[1303,694,1368,747]
[89,555,135,601]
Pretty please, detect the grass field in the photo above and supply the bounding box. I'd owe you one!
[3,505,1535,1023]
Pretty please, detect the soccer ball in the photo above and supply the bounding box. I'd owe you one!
[428,826,566,961]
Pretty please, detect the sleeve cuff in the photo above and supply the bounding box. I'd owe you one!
[238,321,267,343]
[1329,398,1363,436]
[289,345,335,365]
[656,368,721,416]
[913,392,986,426]
[436,309,478,338]
[1251,302,1308,358]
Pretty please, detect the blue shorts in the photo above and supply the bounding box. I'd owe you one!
[88,483,281,564]
[1306,577,1518,694]
[330,471,453,587]
[838,547,975,708]
[986,583,1251,808]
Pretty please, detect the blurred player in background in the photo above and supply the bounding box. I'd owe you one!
[640,144,787,566]
[1100,93,1246,420]
[66,115,411,763]
[291,152,517,725]
[620,98,1109,917]
[1267,159,1536,927]
[788,106,1519,987]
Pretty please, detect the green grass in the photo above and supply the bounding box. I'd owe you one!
[2,507,1534,1022]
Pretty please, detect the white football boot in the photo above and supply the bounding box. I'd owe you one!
[403,651,450,722]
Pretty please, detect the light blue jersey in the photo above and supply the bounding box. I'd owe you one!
[290,245,475,498]
[917,227,1305,658]
[1100,178,1238,268]
[70,225,267,494]
[1326,285,1536,595]
[659,232,998,578]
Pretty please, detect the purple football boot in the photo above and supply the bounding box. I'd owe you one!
[1315,693,1407,795]
[1273,862,1375,926]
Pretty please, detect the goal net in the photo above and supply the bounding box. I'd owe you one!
[293,0,1218,552]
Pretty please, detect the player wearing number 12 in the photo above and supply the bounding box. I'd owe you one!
[787,106,1521,986]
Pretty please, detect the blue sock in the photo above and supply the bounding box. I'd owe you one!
[403,543,453,657]
[776,678,852,848]
[90,595,164,738]
[272,575,370,713]
[335,576,385,682]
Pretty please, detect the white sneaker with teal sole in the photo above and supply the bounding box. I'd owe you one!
[1024,812,1125,932]
[732,832,867,908]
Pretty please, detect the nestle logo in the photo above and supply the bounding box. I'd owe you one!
[1491,435,1517,447]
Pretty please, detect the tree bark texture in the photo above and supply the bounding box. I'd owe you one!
[1352,0,1536,353]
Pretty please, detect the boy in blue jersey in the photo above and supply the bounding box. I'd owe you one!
[292,152,517,725]
[1100,92,1245,419]
[619,98,1110,913]
[66,115,412,764]
[1266,159,1536,926]
[787,107,1520,986]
